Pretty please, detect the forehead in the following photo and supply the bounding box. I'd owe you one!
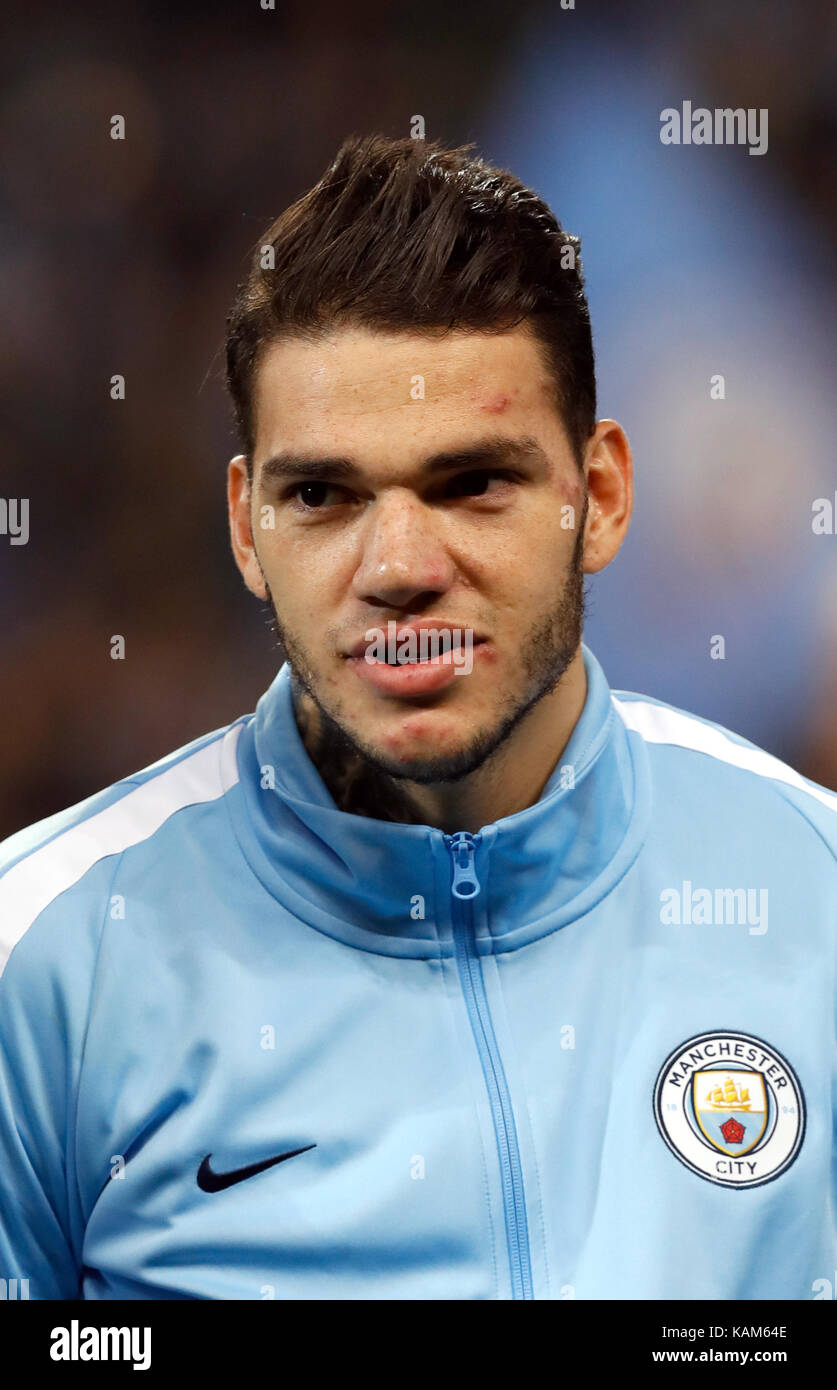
[251,324,562,462]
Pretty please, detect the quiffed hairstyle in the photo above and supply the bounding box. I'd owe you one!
[225,134,596,466]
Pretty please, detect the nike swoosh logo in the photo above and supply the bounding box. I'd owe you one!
[197,1143,316,1193]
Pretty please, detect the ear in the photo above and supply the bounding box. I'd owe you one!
[580,420,633,574]
[227,455,268,599]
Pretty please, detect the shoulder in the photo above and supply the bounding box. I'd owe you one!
[611,686,837,857]
[0,717,248,978]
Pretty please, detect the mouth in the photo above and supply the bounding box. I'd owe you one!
[343,622,488,696]
[344,623,486,664]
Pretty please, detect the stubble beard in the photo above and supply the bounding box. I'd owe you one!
[260,506,588,794]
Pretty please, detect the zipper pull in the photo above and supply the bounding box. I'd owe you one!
[445,831,482,900]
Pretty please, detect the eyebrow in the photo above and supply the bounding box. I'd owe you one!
[256,435,548,485]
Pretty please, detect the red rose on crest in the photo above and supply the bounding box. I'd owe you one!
[720,1117,745,1145]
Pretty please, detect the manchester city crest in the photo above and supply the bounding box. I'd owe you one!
[653,1031,805,1188]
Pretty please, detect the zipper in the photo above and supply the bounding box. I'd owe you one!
[444,830,534,1299]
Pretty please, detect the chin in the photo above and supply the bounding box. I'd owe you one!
[361,729,490,785]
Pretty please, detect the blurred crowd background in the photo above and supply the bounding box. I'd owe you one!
[1,0,835,839]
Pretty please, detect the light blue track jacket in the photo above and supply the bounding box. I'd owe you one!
[0,644,835,1300]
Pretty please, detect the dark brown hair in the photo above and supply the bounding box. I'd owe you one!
[225,134,596,467]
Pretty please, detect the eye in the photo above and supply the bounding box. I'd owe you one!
[288,481,350,510]
[444,469,514,499]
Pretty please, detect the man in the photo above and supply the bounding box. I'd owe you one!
[0,135,834,1301]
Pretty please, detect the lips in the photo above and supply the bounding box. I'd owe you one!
[344,621,488,697]
[344,621,484,663]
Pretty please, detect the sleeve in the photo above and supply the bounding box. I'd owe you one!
[0,884,104,1300]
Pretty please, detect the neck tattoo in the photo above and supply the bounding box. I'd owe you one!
[291,681,421,824]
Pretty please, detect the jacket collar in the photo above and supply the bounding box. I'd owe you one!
[229,643,650,958]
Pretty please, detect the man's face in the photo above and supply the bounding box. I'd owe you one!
[239,324,590,782]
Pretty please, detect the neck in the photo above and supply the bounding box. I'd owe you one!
[291,648,587,834]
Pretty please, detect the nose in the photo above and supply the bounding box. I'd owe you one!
[351,489,456,609]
